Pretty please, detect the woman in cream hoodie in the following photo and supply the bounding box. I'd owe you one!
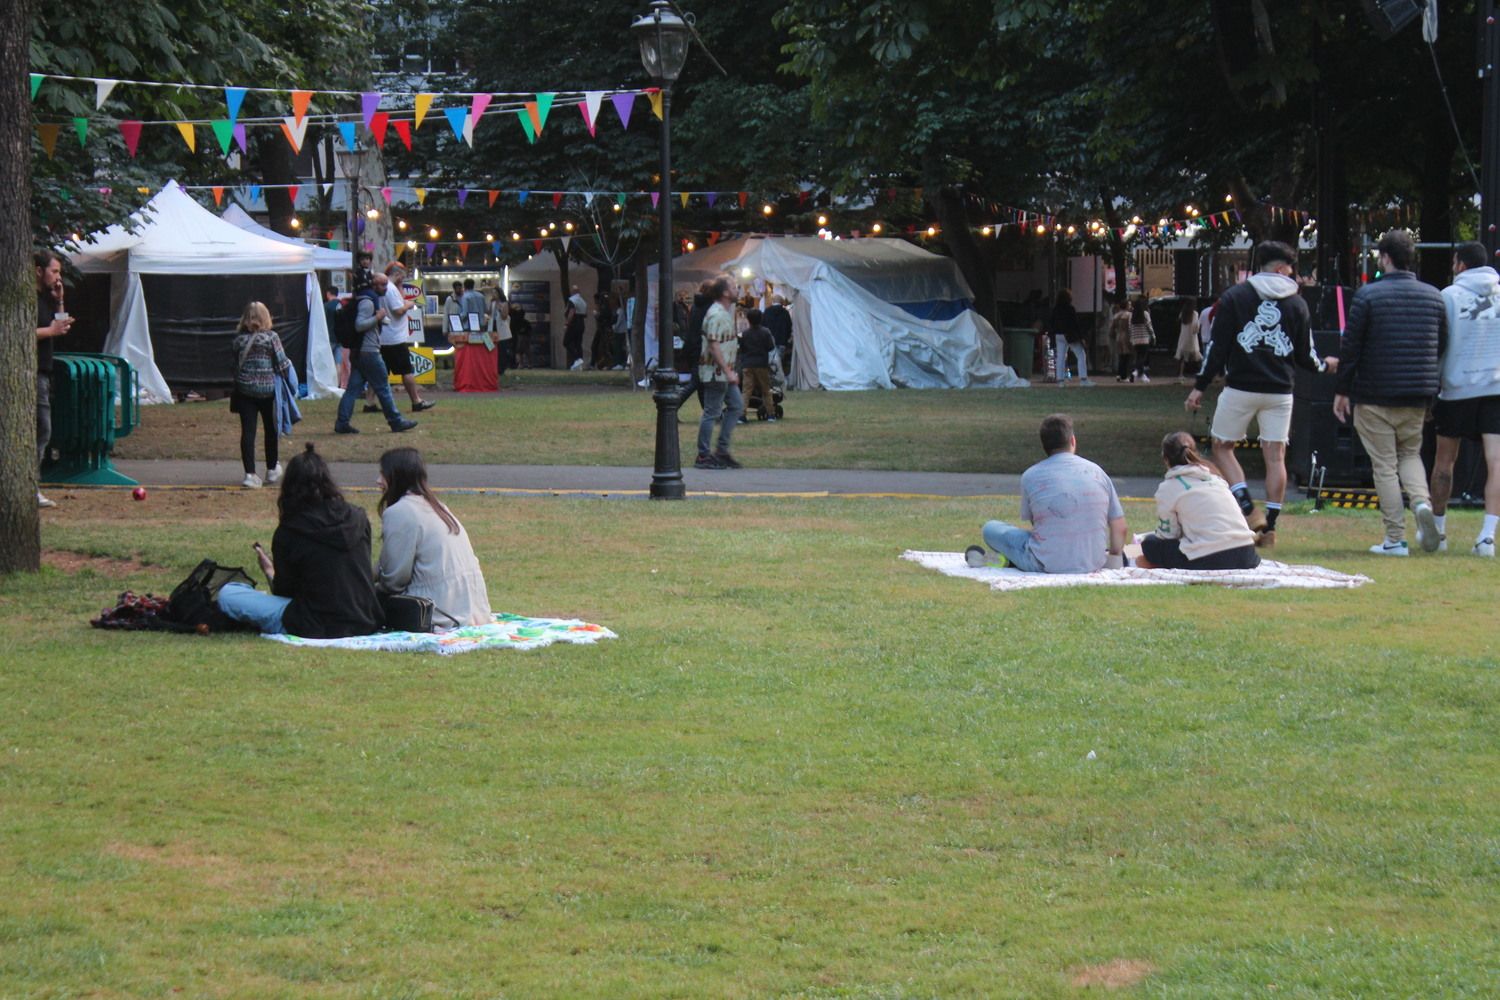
[1137,431,1260,570]
[375,448,493,625]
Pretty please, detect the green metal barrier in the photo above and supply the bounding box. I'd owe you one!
[41,352,140,486]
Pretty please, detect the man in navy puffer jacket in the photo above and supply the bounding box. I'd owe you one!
[1334,230,1447,556]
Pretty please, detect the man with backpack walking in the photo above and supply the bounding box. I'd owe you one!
[333,272,418,434]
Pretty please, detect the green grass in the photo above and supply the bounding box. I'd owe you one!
[113,372,1249,479]
[4,490,1497,997]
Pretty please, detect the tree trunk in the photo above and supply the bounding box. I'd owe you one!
[0,0,41,574]
[1100,194,1130,304]
[928,186,995,326]
[261,135,298,236]
[631,247,649,381]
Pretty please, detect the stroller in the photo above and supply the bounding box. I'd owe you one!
[743,348,786,420]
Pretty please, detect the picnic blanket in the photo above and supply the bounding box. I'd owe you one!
[263,612,617,654]
[902,550,1371,591]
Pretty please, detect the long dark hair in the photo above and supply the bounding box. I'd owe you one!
[1162,430,1215,472]
[278,443,344,521]
[378,447,459,534]
[1131,298,1148,323]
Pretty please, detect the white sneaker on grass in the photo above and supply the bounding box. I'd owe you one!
[1475,538,1496,558]
[1413,502,1440,552]
[242,473,263,489]
[1369,540,1408,556]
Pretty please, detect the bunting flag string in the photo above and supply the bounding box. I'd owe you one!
[29,70,656,101]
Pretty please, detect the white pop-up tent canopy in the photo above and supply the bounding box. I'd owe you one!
[67,181,339,403]
[221,203,353,272]
[648,236,1024,390]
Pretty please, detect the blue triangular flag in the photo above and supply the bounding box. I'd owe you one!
[518,190,529,204]
[443,107,468,141]
[224,86,247,122]
[248,184,261,204]
[337,122,357,151]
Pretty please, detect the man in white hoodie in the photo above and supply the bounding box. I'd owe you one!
[1187,241,1338,547]
[1430,241,1500,557]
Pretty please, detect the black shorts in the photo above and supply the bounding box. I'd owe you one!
[1432,395,1500,441]
[380,344,414,376]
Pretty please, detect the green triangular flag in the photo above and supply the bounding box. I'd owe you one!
[616,193,626,207]
[73,117,88,147]
[30,74,42,100]
[517,108,536,144]
[535,92,555,130]
[211,119,235,156]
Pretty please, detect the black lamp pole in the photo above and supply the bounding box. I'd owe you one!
[1482,1,1500,262]
[635,1,690,499]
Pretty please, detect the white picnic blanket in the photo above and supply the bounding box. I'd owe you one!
[262,612,618,654]
[902,550,1371,591]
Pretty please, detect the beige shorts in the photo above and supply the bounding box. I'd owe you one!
[1210,387,1293,444]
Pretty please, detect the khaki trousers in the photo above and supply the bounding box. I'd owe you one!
[1353,403,1430,543]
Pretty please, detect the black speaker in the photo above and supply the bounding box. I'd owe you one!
[1361,0,1423,40]
[1288,330,1373,487]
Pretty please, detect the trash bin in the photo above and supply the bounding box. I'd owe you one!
[41,352,140,486]
[1001,328,1037,380]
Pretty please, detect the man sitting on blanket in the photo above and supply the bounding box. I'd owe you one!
[966,413,1129,573]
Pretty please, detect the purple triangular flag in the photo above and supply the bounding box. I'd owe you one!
[456,187,469,208]
[706,192,718,207]
[611,93,635,130]
[361,92,382,128]
[233,123,248,154]
[650,191,660,209]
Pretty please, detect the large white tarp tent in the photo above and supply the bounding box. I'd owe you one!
[648,236,1024,390]
[221,203,354,272]
[66,181,339,404]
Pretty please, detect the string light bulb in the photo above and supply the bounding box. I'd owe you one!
[406,239,417,249]
[613,202,622,212]
[511,231,521,241]
[981,226,993,237]
[762,204,774,216]
[871,222,883,234]
[456,231,464,240]
[685,241,696,252]
[1066,225,1076,236]
[1036,225,1047,235]
[397,219,408,230]
[289,217,300,229]
[816,214,828,226]
[926,226,938,237]
[428,227,439,239]
[564,221,574,232]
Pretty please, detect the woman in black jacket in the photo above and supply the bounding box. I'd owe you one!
[217,443,383,637]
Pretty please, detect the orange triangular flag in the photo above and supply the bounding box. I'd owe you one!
[414,93,434,130]
[37,124,60,158]
[487,189,499,208]
[211,186,224,206]
[525,101,543,137]
[291,90,313,123]
[175,122,196,152]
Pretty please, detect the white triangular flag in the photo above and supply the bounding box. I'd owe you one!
[322,182,334,196]
[561,236,572,251]
[95,79,118,109]
[582,91,604,136]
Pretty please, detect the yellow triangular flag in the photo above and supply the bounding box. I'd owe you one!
[649,90,663,120]
[680,191,689,208]
[415,187,427,205]
[37,124,61,159]
[175,122,196,152]
[414,93,434,130]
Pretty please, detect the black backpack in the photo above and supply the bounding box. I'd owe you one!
[161,559,258,633]
[333,289,378,351]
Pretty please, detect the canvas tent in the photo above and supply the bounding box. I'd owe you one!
[221,203,354,272]
[67,181,339,404]
[647,236,1024,390]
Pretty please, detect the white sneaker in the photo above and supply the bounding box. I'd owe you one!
[1369,540,1408,556]
[636,377,651,389]
[1474,538,1496,558]
[1080,378,1096,387]
[610,364,625,371]
[1140,373,1151,383]
[569,359,585,371]
[37,492,56,509]
[1437,535,1447,552]
[265,463,283,484]
[1413,502,1440,552]
[242,473,263,489]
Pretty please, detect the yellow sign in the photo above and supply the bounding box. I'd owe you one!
[389,345,437,386]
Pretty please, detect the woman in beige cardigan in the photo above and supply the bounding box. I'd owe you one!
[375,448,493,626]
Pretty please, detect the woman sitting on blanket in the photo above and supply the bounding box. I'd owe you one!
[1135,431,1261,571]
[375,447,493,626]
[218,443,384,636]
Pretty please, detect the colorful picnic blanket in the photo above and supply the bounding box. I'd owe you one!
[263,612,617,654]
[902,550,1371,591]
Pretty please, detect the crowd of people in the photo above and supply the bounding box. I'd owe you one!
[968,236,1500,572]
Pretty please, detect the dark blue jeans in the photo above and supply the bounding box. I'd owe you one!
[336,350,403,428]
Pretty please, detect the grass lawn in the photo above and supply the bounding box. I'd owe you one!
[111,371,1257,480]
[4,490,1497,997]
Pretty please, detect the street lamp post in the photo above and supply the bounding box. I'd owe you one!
[634,0,692,499]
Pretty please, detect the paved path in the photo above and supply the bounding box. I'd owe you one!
[110,460,1253,501]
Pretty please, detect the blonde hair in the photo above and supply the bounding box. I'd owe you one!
[238,301,273,333]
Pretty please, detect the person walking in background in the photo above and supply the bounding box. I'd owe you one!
[489,289,513,378]
[217,443,383,638]
[1134,431,1260,570]
[380,263,435,412]
[230,301,293,489]
[695,275,745,469]
[1110,297,1133,383]
[375,447,492,627]
[335,273,419,435]
[1049,289,1092,386]
[322,284,345,386]
[764,294,794,373]
[509,307,532,369]
[34,250,72,509]
[1128,298,1155,382]
[564,285,587,370]
[738,308,779,422]
[1430,241,1500,557]
[1188,241,1337,548]
[1175,298,1202,383]
[1333,230,1446,556]
[591,291,615,369]
[611,291,631,371]
[442,280,464,333]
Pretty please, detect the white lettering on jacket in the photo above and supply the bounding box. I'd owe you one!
[1237,299,1292,357]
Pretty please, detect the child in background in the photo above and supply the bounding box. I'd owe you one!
[738,308,779,422]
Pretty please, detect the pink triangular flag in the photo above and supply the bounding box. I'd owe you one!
[118,121,143,158]
[468,93,492,136]
[380,187,392,204]
[581,91,604,137]
[610,92,635,129]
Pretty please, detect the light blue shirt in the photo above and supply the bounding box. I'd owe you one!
[1019,452,1124,573]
